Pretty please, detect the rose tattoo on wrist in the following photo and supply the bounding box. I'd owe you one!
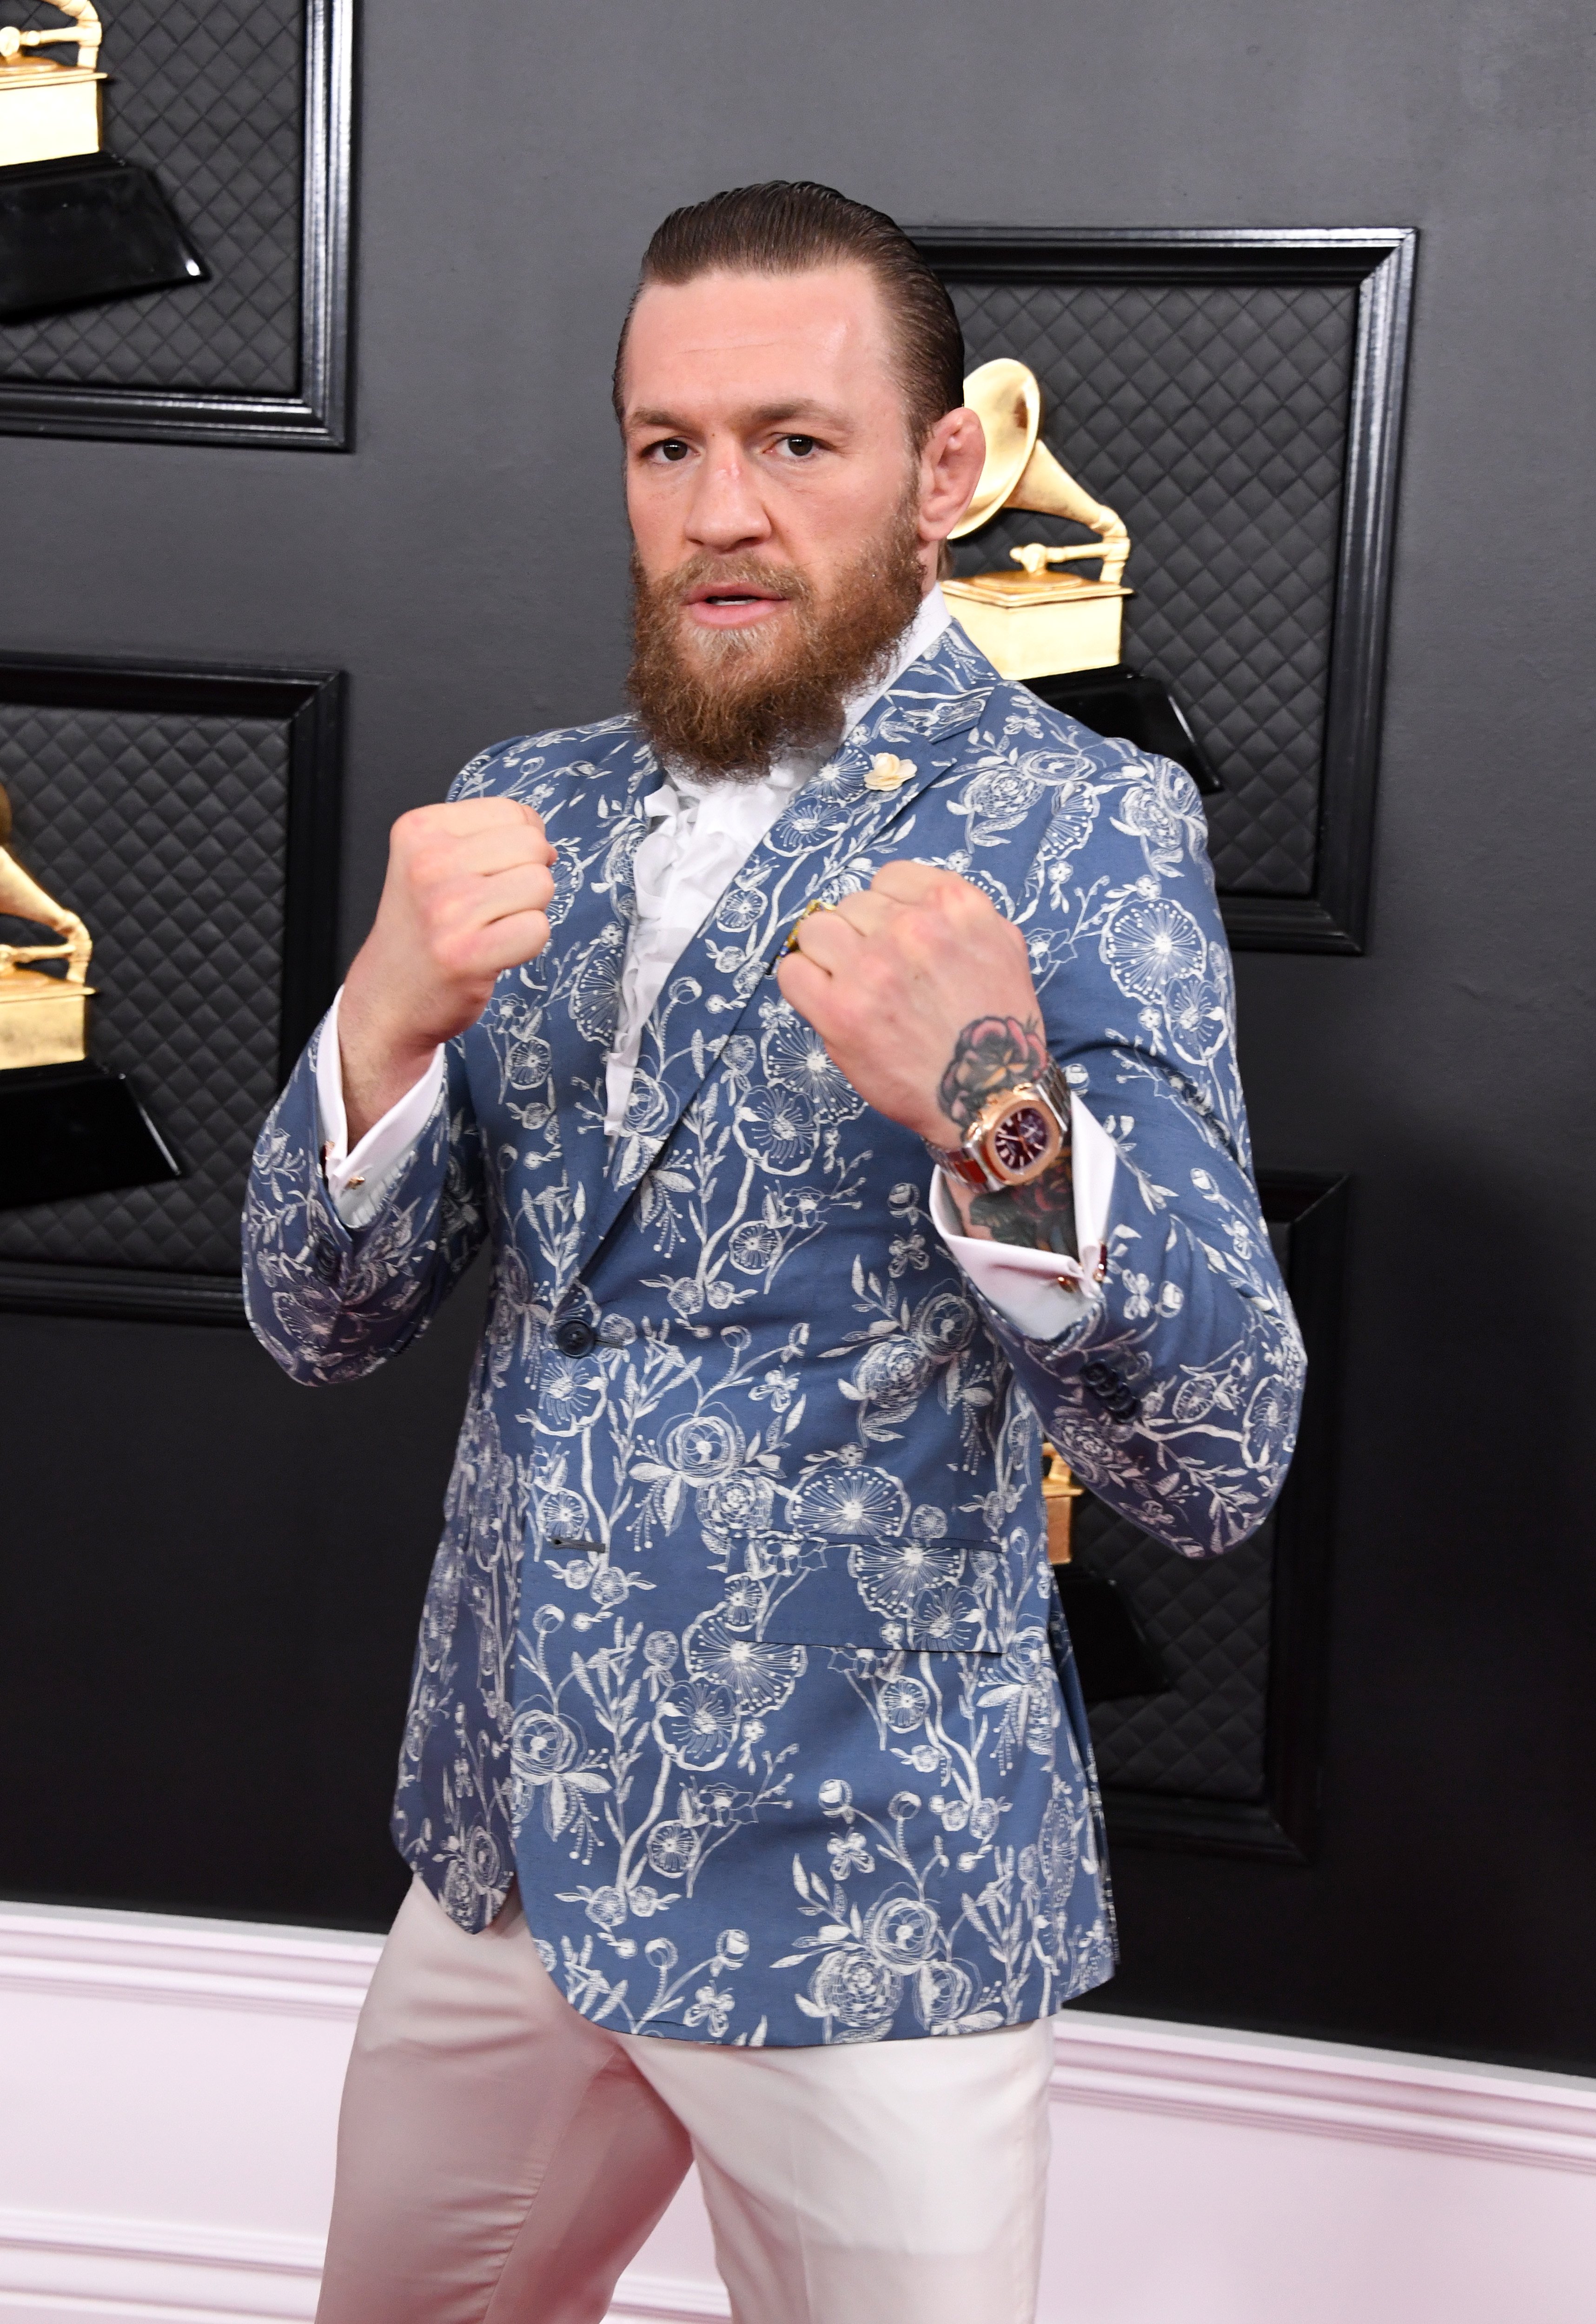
[937,1013,1079,1260]
[937,1014,1050,1130]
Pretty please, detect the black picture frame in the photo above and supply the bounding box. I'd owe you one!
[913,228,1417,954]
[0,0,355,450]
[0,651,343,1325]
[1094,1172,1349,1864]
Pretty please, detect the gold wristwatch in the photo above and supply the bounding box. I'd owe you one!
[926,1060,1073,1193]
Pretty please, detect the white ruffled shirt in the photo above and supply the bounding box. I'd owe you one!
[317,587,1114,1340]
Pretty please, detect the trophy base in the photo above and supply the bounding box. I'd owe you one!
[1025,665,1224,797]
[0,1059,181,1212]
[0,151,205,322]
[945,574,1129,683]
[0,67,105,171]
[0,967,92,1071]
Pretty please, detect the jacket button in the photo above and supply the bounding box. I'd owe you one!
[553,1315,597,1357]
[1082,1357,1116,1390]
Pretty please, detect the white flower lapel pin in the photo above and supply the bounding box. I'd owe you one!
[863,752,917,792]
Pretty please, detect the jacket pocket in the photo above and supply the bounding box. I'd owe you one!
[751,1534,1007,1656]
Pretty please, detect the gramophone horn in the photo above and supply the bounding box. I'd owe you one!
[950,360,1040,538]
[952,358,1130,586]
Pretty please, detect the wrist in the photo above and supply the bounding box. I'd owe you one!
[926,1059,1072,1195]
[337,998,443,1148]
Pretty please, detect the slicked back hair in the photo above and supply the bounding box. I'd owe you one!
[613,181,966,447]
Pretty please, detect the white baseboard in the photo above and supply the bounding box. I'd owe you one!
[0,2220,728,2324]
[1052,2006,1596,2173]
[0,2217,724,2324]
[0,2211,321,2324]
[5,1897,1596,2324]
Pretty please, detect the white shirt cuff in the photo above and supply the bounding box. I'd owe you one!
[931,1093,1117,1341]
[314,986,445,1230]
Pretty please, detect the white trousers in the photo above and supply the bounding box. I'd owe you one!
[316,1877,1054,2324]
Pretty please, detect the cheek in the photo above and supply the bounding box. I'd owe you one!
[775,467,894,566]
[626,475,686,568]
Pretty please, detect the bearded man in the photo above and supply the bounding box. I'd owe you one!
[245,181,1302,2324]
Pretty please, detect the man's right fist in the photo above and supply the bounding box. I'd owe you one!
[338,797,557,1142]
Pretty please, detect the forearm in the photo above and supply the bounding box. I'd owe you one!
[317,987,445,1224]
[340,1011,444,1148]
[938,1149,1078,1257]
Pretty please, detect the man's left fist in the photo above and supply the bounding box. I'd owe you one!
[775,861,1043,1146]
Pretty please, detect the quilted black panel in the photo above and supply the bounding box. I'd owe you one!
[0,705,287,1271]
[1069,1497,1272,1801]
[0,0,303,392]
[949,281,1357,898]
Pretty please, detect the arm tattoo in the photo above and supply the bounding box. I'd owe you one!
[970,1169,1079,1259]
[938,1014,1078,1260]
[937,1015,1049,1130]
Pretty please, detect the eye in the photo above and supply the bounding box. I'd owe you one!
[646,438,692,463]
[779,434,819,458]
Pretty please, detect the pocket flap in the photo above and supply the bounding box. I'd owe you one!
[753,1534,1006,1654]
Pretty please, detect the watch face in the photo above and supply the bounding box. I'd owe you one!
[987,1096,1059,1183]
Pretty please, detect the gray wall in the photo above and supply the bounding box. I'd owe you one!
[7,0,1595,2065]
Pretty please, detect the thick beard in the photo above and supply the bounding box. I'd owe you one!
[627,491,926,784]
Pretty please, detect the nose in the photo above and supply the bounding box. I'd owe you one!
[684,439,771,555]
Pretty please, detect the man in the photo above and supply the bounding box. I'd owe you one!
[245,182,1301,2324]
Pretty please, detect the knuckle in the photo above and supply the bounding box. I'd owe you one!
[391,805,433,855]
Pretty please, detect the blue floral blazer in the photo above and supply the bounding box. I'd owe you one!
[244,621,1303,2047]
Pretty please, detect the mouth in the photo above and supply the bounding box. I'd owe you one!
[682,581,791,631]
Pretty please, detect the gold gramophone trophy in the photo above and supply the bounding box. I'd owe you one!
[945,359,1219,793]
[0,0,104,165]
[0,0,205,322]
[0,780,178,1210]
[0,785,93,1068]
[944,359,1133,684]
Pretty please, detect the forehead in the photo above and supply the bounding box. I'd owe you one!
[621,264,897,420]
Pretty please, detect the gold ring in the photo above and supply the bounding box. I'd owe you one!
[783,898,834,954]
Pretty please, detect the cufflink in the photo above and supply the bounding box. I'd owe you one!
[1056,1249,1107,1293]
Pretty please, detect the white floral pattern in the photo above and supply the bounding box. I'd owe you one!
[243,624,1302,2047]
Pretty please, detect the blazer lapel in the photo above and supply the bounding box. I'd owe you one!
[535,771,651,1286]
[582,625,998,1258]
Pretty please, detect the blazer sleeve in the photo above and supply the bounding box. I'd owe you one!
[983,750,1306,1558]
[242,1014,488,1386]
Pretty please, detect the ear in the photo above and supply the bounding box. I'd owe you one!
[915,406,986,548]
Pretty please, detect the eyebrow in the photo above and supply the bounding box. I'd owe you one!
[626,399,852,435]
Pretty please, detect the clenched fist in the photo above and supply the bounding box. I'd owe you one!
[775,860,1043,1150]
[339,798,557,1141]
